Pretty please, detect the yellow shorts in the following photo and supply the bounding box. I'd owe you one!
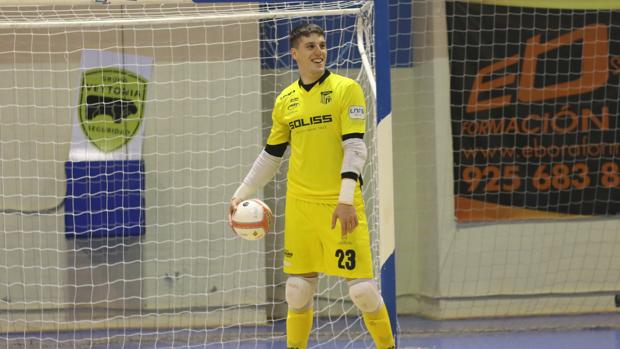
[283,196,374,279]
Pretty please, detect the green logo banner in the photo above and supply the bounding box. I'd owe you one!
[78,68,147,153]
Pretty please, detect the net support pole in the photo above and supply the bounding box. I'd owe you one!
[373,0,398,341]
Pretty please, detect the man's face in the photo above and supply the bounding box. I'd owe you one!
[291,33,327,81]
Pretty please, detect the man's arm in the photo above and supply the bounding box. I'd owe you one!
[331,134,367,235]
[338,134,367,204]
[228,143,287,227]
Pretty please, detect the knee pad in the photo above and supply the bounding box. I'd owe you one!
[285,276,317,311]
[348,279,383,313]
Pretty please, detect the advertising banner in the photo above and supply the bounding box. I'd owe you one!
[65,50,151,238]
[69,50,152,161]
[448,2,620,221]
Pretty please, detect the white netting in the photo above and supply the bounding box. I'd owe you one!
[0,2,365,28]
[392,0,620,330]
[0,1,380,347]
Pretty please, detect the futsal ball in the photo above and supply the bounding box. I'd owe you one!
[231,199,272,241]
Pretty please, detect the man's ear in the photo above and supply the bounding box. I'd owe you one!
[290,47,297,61]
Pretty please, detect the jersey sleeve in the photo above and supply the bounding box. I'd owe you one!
[266,97,290,145]
[339,81,367,136]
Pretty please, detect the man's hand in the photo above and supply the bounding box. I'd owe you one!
[331,203,358,237]
[228,197,242,228]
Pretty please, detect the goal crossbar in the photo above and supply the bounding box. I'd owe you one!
[0,5,362,29]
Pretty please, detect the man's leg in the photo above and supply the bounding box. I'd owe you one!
[348,279,395,349]
[286,273,318,349]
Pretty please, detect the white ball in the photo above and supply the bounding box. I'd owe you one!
[231,199,272,241]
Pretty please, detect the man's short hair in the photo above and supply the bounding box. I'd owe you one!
[289,23,325,48]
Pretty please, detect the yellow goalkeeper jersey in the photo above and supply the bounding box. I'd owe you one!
[267,70,367,202]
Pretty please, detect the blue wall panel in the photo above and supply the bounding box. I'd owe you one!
[192,0,413,68]
[65,161,145,239]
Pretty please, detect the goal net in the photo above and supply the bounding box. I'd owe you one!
[0,1,381,347]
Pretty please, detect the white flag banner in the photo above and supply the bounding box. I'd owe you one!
[69,50,153,161]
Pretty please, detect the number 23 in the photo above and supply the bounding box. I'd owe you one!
[335,249,356,270]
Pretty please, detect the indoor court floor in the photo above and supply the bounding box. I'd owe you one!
[7,313,620,348]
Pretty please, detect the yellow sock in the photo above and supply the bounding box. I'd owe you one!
[286,308,313,349]
[362,304,395,349]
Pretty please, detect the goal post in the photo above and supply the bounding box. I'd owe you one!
[374,0,398,338]
[0,0,395,347]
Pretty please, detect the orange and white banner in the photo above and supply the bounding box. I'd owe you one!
[448,1,620,221]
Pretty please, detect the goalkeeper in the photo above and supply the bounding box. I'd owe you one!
[228,23,395,349]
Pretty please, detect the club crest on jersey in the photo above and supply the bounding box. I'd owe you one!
[348,105,365,119]
[320,90,332,104]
